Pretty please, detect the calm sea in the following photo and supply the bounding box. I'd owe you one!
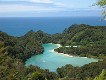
[0,17,106,36]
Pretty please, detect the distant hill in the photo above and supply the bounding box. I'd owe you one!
[55,24,106,58]
[61,24,106,46]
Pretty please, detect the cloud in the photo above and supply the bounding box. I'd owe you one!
[27,0,53,3]
[0,4,63,13]
[0,0,66,13]
[0,0,53,3]
[0,0,101,17]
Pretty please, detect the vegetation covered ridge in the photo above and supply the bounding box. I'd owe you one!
[54,24,106,59]
[0,30,45,62]
[0,30,59,80]
[0,24,106,80]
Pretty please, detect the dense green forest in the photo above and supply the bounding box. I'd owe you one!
[54,24,106,59]
[0,24,106,80]
[0,31,58,80]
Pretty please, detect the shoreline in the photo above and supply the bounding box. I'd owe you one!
[49,43,100,60]
[49,43,73,57]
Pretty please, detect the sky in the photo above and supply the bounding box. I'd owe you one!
[0,0,102,17]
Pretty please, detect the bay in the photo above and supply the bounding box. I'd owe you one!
[25,43,98,72]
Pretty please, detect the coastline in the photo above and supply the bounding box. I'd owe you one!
[49,43,100,60]
[49,43,73,57]
[55,44,100,59]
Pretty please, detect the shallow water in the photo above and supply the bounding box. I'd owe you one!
[25,43,98,72]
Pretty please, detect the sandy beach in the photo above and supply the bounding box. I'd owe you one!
[49,43,73,57]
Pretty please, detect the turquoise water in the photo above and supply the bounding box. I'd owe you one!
[25,43,98,72]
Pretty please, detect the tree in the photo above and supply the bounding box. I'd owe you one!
[31,72,45,80]
[96,0,106,18]
[97,0,106,7]
[94,69,106,80]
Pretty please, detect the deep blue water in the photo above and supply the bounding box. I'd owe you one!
[0,17,106,36]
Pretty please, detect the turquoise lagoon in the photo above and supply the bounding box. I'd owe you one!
[25,43,98,72]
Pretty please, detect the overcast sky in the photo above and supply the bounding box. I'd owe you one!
[0,0,102,17]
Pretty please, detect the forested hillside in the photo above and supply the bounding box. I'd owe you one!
[55,24,106,59]
[0,24,106,80]
[0,31,58,80]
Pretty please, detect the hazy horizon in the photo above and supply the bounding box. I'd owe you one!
[0,0,101,17]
